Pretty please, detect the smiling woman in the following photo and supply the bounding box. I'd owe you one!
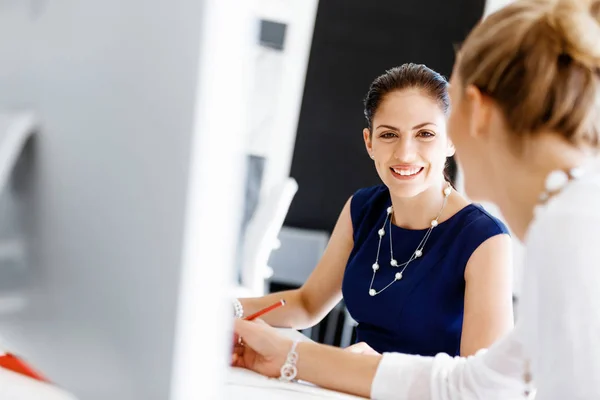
[236,63,514,358]
[342,64,514,356]
[363,65,454,195]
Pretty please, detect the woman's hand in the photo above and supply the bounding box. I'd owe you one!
[231,319,293,378]
[344,341,380,355]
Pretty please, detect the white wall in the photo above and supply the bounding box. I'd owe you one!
[0,1,248,399]
[246,0,319,197]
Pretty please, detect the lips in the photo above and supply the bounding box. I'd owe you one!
[390,166,423,176]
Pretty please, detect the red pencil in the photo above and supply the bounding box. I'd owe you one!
[244,299,286,321]
[0,352,49,383]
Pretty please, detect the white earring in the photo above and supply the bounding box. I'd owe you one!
[370,154,375,160]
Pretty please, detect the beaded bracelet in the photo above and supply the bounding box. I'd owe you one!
[232,299,244,319]
[279,340,300,382]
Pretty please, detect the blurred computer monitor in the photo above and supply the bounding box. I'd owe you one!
[0,1,249,399]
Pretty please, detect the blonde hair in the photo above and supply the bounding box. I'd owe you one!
[457,0,600,148]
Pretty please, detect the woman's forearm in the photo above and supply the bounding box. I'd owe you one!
[295,342,381,399]
[240,289,315,328]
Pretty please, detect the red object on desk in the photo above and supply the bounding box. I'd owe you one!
[0,352,49,383]
[244,299,286,321]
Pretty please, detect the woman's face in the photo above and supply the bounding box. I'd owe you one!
[363,88,454,198]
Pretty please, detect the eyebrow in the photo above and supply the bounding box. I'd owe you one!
[376,122,438,131]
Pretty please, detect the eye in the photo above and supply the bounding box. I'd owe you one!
[418,130,436,138]
[380,132,397,139]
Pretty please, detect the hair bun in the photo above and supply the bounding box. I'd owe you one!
[550,0,600,68]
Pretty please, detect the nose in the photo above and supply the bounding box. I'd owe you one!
[393,136,417,162]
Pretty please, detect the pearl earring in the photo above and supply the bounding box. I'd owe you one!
[370,155,375,159]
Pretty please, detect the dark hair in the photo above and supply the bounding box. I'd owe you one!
[363,63,450,130]
[363,63,455,184]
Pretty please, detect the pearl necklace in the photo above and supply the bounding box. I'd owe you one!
[368,183,452,297]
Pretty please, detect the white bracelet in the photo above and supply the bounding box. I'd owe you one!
[279,340,300,382]
[232,299,244,319]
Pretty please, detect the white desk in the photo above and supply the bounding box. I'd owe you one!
[225,367,367,400]
[225,328,367,399]
[0,367,77,400]
[224,368,364,400]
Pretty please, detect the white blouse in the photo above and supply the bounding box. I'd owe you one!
[371,164,600,400]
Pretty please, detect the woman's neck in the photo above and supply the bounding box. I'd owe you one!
[390,180,450,230]
[492,134,589,242]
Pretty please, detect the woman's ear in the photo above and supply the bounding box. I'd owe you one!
[363,128,374,159]
[446,139,456,157]
[465,84,493,139]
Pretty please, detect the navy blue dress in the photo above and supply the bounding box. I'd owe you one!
[341,185,509,356]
